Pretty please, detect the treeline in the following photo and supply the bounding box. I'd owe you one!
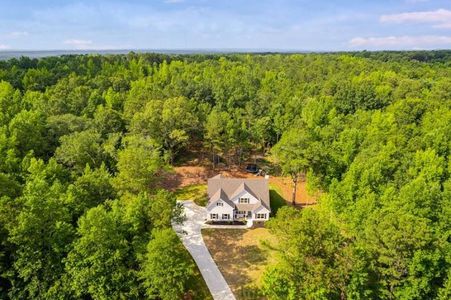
[0,51,450,299]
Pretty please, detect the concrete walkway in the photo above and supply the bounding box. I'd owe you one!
[173,201,236,300]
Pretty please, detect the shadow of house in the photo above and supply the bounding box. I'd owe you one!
[269,189,286,216]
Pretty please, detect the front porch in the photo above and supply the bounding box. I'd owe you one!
[234,210,253,221]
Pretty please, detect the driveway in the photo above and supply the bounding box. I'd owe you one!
[173,201,236,300]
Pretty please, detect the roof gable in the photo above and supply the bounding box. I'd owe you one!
[229,182,260,202]
[206,188,234,209]
[207,175,270,210]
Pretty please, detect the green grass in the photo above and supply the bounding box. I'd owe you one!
[175,184,208,206]
[269,184,287,216]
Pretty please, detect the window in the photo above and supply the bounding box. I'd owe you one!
[222,214,230,220]
[210,214,218,220]
[239,197,250,204]
[256,213,266,219]
[216,202,223,206]
[237,210,246,215]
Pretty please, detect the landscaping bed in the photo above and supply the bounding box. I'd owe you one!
[205,220,246,225]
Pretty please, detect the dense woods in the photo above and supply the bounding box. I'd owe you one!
[0,51,450,299]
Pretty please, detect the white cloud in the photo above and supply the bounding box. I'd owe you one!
[349,35,451,49]
[63,39,93,49]
[0,44,10,50]
[64,39,92,45]
[380,9,451,29]
[63,39,129,50]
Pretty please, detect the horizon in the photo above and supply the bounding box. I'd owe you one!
[2,48,451,60]
[1,0,450,51]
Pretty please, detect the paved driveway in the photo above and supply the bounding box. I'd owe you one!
[173,201,236,300]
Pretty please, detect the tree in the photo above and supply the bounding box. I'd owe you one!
[204,108,241,167]
[22,68,54,91]
[262,207,373,299]
[140,228,195,300]
[251,116,273,155]
[148,189,184,229]
[93,105,124,137]
[7,162,74,299]
[113,135,165,194]
[0,50,450,299]
[46,113,91,151]
[272,127,312,205]
[65,203,141,299]
[8,110,47,157]
[55,130,105,172]
[45,75,91,116]
[65,164,116,221]
[0,81,22,126]
[129,97,198,161]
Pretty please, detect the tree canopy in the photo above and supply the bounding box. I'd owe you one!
[0,51,449,299]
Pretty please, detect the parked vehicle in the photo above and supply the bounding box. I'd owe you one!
[245,164,259,173]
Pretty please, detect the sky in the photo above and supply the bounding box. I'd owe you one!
[0,0,450,51]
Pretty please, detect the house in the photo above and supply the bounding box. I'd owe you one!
[206,174,271,223]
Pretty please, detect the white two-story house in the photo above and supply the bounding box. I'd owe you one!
[206,174,271,224]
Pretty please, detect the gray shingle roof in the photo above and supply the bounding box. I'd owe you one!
[208,188,235,208]
[207,174,270,211]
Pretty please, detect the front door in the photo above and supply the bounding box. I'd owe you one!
[247,211,252,218]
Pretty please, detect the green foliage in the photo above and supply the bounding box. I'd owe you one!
[64,203,142,299]
[262,207,369,299]
[113,135,165,194]
[8,110,47,157]
[7,162,74,299]
[0,81,22,126]
[65,164,116,220]
[46,113,91,147]
[55,129,105,172]
[0,51,449,299]
[140,228,195,300]
[22,68,54,91]
[129,96,198,159]
[272,127,312,178]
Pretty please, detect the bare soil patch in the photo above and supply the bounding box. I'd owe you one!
[161,165,319,206]
[269,176,319,206]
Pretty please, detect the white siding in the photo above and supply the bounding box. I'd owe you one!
[207,187,271,222]
[231,191,259,205]
[253,205,270,220]
[207,200,234,221]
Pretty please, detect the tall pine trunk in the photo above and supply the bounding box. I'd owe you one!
[291,175,298,206]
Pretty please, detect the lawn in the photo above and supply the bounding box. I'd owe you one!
[202,228,278,300]
[269,184,287,216]
[175,184,208,206]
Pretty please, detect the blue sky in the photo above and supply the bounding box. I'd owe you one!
[0,0,450,51]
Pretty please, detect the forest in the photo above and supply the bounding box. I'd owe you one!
[0,51,450,299]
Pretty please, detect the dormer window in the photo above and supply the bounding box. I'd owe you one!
[239,197,250,204]
[217,202,223,206]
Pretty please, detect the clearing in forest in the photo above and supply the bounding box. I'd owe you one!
[163,165,319,207]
